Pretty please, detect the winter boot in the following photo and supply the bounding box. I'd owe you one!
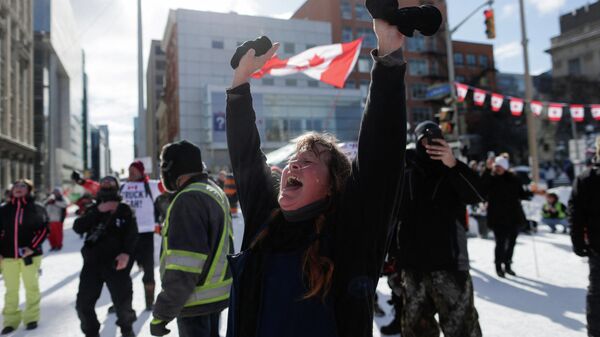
[107,305,116,314]
[1,327,15,335]
[495,264,505,278]
[26,322,38,330]
[504,264,516,276]
[144,282,156,311]
[121,326,135,337]
[380,318,401,335]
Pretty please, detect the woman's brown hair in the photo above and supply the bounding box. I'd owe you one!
[252,132,352,300]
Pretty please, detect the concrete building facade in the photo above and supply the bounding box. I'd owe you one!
[144,39,166,177]
[90,124,111,180]
[33,0,84,192]
[0,0,36,190]
[161,9,363,170]
[547,1,600,79]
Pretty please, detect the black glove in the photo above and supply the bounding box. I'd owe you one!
[573,244,589,257]
[71,170,84,185]
[366,0,442,37]
[150,319,170,336]
[230,36,272,69]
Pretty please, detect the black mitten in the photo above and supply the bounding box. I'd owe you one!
[230,36,273,69]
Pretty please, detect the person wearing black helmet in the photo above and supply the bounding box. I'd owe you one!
[384,121,484,337]
[73,176,138,337]
[151,140,233,337]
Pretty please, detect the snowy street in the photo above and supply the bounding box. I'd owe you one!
[0,214,589,337]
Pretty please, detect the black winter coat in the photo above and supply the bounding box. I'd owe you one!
[481,169,531,230]
[226,49,407,337]
[73,203,138,265]
[0,197,49,258]
[396,154,485,271]
[569,163,600,253]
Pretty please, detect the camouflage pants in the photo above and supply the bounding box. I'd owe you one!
[397,269,482,337]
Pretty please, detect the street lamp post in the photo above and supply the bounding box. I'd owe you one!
[518,0,540,183]
[445,0,494,140]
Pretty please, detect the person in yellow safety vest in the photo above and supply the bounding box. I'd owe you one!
[150,140,234,337]
[542,192,568,233]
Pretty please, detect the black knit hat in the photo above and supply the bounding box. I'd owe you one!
[414,121,442,142]
[160,140,203,191]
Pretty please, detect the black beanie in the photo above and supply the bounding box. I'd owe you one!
[160,140,203,191]
[414,121,442,142]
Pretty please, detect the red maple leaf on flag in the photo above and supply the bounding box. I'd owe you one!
[295,54,326,71]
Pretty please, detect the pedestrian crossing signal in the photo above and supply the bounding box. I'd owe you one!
[484,9,495,39]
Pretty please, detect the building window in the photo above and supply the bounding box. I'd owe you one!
[568,58,581,75]
[212,40,224,49]
[307,119,323,132]
[285,79,297,87]
[411,83,428,100]
[306,44,316,50]
[429,61,439,76]
[412,107,432,123]
[456,75,466,83]
[357,28,376,48]
[262,78,274,86]
[466,54,477,66]
[407,34,425,52]
[341,1,352,19]
[355,4,371,21]
[454,53,464,66]
[154,44,163,54]
[345,80,356,88]
[156,60,166,70]
[308,80,319,87]
[479,55,489,68]
[357,56,372,73]
[409,59,428,76]
[342,27,353,42]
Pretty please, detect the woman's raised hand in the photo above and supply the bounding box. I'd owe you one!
[232,43,280,88]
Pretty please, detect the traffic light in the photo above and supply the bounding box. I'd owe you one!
[438,107,454,135]
[484,9,496,39]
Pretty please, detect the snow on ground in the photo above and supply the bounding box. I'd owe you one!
[0,215,589,336]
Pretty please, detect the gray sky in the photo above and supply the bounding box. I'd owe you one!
[69,0,594,173]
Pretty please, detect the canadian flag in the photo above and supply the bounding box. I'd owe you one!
[491,93,504,112]
[530,101,543,117]
[592,105,600,121]
[252,38,363,88]
[473,89,486,106]
[570,105,585,122]
[510,98,524,116]
[548,104,563,122]
[456,83,469,102]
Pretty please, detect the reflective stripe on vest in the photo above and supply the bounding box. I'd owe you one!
[160,182,233,307]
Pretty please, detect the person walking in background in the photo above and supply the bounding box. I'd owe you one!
[542,192,568,233]
[0,179,49,334]
[481,156,533,278]
[569,136,600,337]
[151,140,233,337]
[44,188,68,251]
[73,176,138,337]
[121,160,161,311]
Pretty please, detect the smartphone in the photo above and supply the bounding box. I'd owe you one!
[426,128,443,145]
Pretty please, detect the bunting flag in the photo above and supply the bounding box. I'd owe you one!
[473,89,486,106]
[531,101,544,117]
[510,98,524,116]
[456,83,469,102]
[251,38,363,88]
[570,105,585,123]
[491,93,504,112]
[548,104,563,122]
[592,105,600,121]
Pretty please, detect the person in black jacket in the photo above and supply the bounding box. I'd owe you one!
[481,156,532,278]
[0,179,48,334]
[385,121,483,337]
[569,137,600,337]
[73,176,138,337]
[225,19,406,337]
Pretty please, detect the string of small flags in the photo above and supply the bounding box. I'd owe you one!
[455,82,600,123]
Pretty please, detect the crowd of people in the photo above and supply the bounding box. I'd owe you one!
[0,15,597,337]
